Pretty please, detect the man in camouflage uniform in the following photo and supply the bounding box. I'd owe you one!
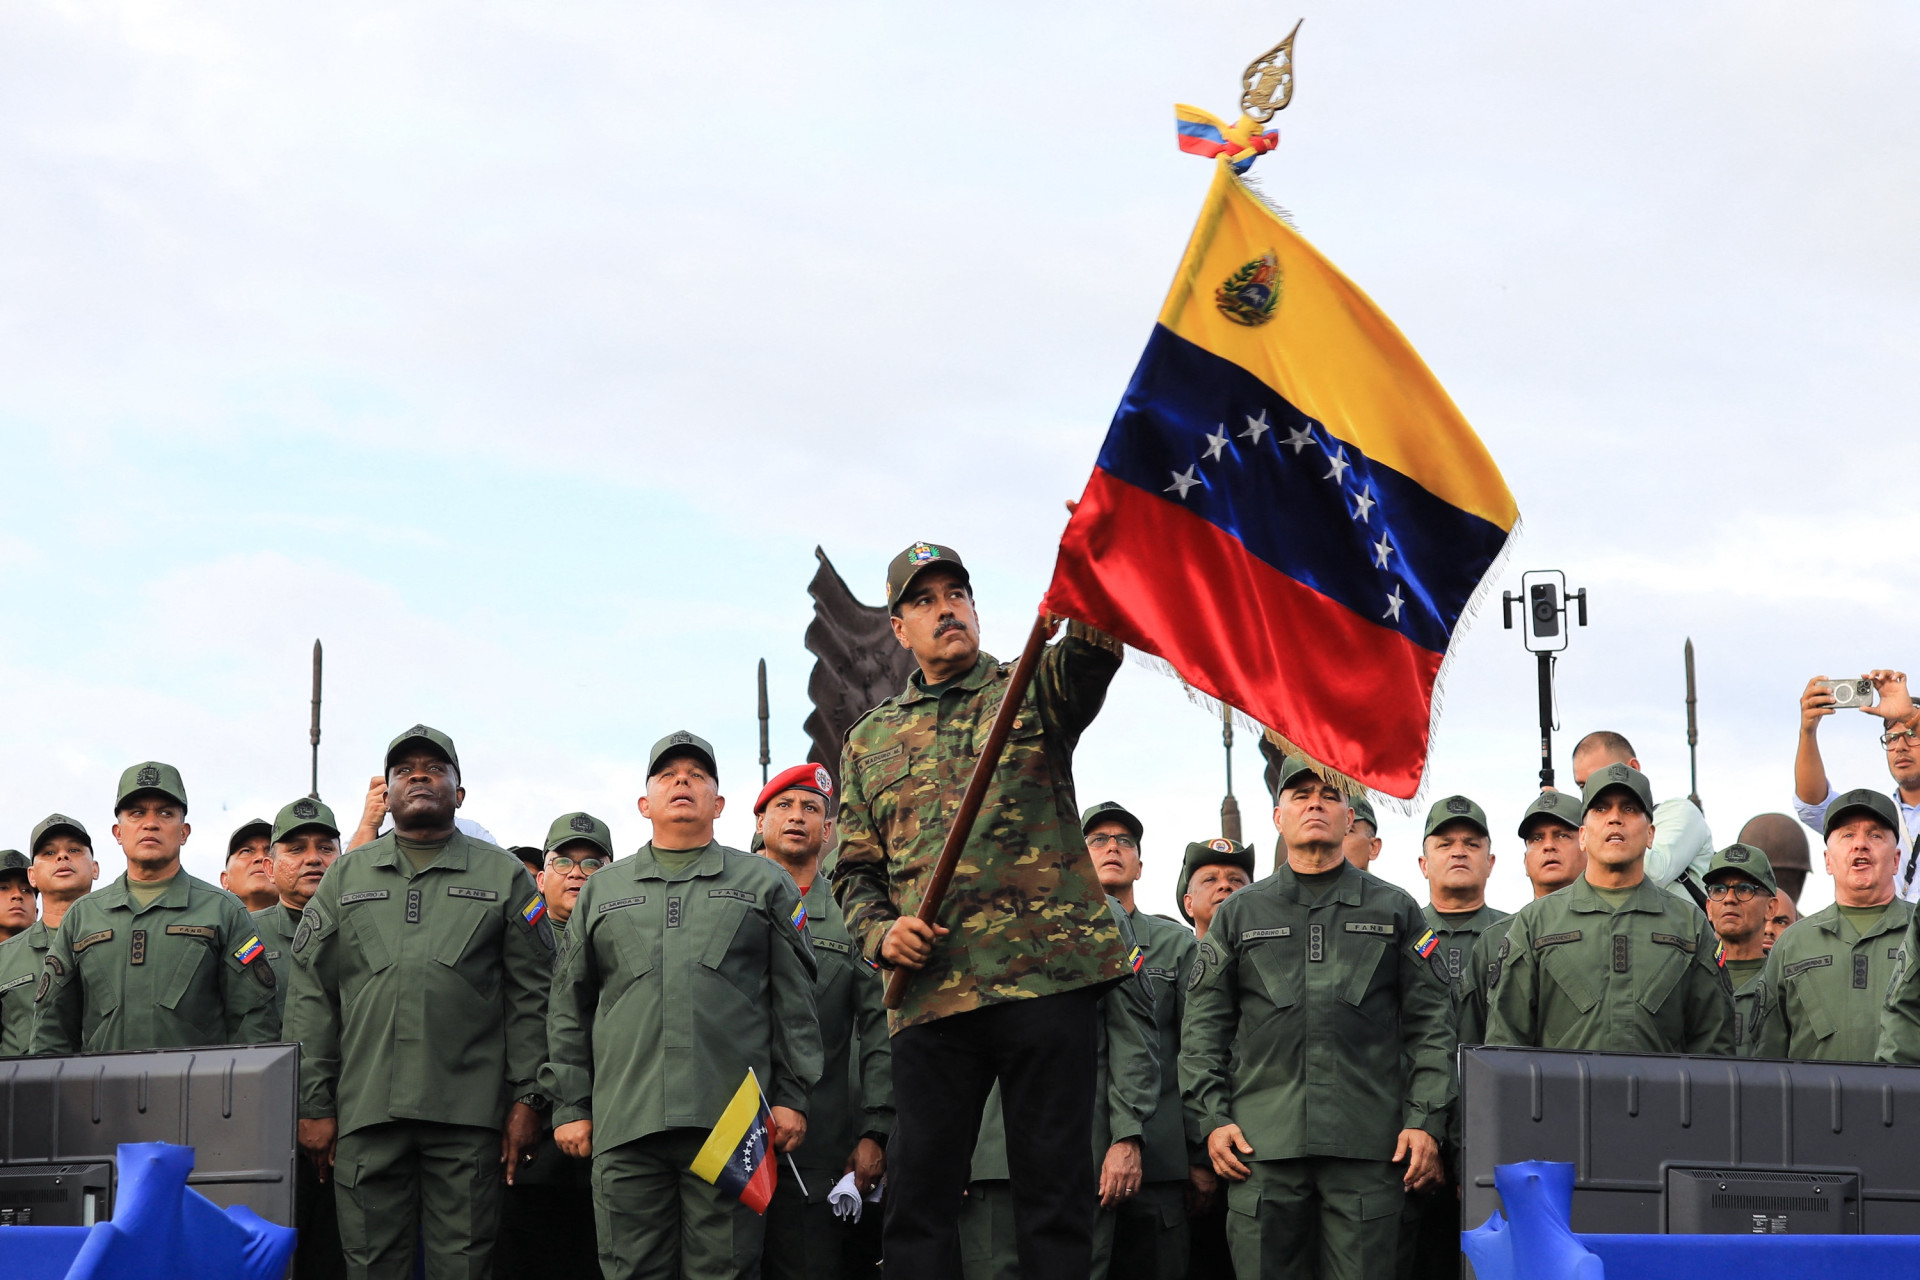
[751,763,891,1280]
[1404,795,1505,1280]
[33,763,278,1054]
[0,817,100,1055]
[1756,789,1912,1060]
[1485,764,1732,1055]
[831,542,1134,1280]
[284,725,554,1280]
[1181,757,1453,1280]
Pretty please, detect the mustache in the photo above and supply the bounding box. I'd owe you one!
[934,618,970,637]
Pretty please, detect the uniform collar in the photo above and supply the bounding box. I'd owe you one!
[273,901,304,936]
[1813,898,1909,944]
[369,830,472,877]
[106,869,194,915]
[1565,876,1672,914]
[22,917,50,949]
[1427,903,1499,931]
[896,651,1000,705]
[628,841,726,882]
[1272,859,1364,907]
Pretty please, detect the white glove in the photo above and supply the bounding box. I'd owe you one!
[829,1171,863,1223]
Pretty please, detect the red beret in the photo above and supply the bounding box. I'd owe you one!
[754,763,835,815]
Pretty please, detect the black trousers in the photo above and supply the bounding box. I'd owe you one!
[884,986,1101,1280]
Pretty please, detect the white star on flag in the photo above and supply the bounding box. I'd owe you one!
[1383,585,1405,622]
[1323,447,1351,484]
[1283,424,1315,455]
[1165,465,1201,499]
[1202,425,1230,461]
[1240,409,1272,445]
[1373,534,1394,568]
[1350,486,1376,523]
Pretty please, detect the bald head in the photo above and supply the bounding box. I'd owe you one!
[1571,730,1638,787]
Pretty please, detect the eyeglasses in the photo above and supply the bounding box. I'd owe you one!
[1883,729,1919,748]
[1085,833,1139,851]
[547,856,605,872]
[1704,882,1766,902]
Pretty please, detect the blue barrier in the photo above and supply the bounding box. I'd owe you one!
[0,1143,295,1280]
[1465,1161,1920,1280]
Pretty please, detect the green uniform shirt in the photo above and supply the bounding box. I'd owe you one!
[1727,959,1767,1056]
[1484,877,1734,1055]
[1180,862,1455,1162]
[832,630,1134,1031]
[1469,916,1516,1048]
[790,876,892,1181]
[283,832,555,1136]
[0,920,50,1055]
[1423,903,1509,1051]
[542,842,824,1153]
[971,899,1160,1179]
[1130,907,1201,1182]
[1752,899,1913,1062]
[249,901,304,1033]
[31,871,278,1055]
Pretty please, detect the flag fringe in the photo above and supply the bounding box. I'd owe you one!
[1232,171,1297,230]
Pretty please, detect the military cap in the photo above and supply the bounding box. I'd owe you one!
[1177,837,1256,923]
[0,850,29,882]
[385,724,461,776]
[1081,801,1143,841]
[1580,762,1654,815]
[647,730,718,780]
[271,797,340,845]
[226,818,273,858]
[30,813,90,854]
[1517,790,1585,838]
[544,811,614,861]
[115,761,188,814]
[1704,843,1778,897]
[754,764,834,815]
[1273,755,1341,797]
[1349,793,1378,831]
[508,845,546,876]
[1423,794,1488,839]
[884,541,970,613]
[1824,788,1900,838]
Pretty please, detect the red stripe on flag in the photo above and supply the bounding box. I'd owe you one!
[740,1151,777,1215]
[1046,468,1441,797]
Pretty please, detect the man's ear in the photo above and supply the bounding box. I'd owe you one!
[890,614,910,650]
[638,794,652,821]
[713,795,726,819]
[454,787,465,811]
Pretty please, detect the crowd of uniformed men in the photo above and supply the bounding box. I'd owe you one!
[1,541,1919,1280]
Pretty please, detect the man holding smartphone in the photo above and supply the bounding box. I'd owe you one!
[1794,670,1920,901]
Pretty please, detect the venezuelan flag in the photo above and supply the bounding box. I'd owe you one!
[1046,157,1516,799]
[690,1071,776,1214]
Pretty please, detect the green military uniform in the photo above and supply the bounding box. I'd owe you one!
[283,727,554,1280]
[1485,765,1733,1055]
[1115,906,1201,1280]
[542,794,824,1280]
[765,875,892,1280]
[1752,795,1913,1063]
[249,797,344,1035]
[1180,846,1455,1280]
[961,899,1159,1280]
[33,764,277,1054]
[1467,793,1585,1045]
[1693,843,1779,1056]
[1429,903,1508,1050]
[0,849,42,1056]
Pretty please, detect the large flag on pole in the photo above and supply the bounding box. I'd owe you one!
[1045,151,1516,799]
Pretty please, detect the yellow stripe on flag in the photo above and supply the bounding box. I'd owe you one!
[689,1072,763,1184]
[1157,158,1516,530]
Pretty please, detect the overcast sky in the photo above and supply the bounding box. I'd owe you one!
[0,2,1914,919]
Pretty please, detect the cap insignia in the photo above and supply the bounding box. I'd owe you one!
[666,731,694,747]
[570,814,594,833]
[135,765,160,788]
[293,799,318,820]
[1446,796,1471,815]
[1209,838,1232,852]
[908,542,940,565]
[813,766,833,795]
[1725,847,1749,863]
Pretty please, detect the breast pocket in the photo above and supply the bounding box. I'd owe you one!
[343,903,396,974]
[1637,940,1692,1018]
[158,935,213,1013]
[1244,937,1301,1012]
[1542,944,1600,1015]
[701,897,766,1002]
[593,903,657,989]
[432,896,502,1000]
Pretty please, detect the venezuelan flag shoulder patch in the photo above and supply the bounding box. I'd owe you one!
[521,895,547,927]
[789,900,807,931]
[1713,939,1727,968]
[234,935,264,965]
[1129,945,1146,974]
[1414,929,1440,959]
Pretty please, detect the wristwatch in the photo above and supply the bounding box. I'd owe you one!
[514,1092,550,1112]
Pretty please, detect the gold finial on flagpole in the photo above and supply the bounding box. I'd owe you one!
[1240,20,1303,123]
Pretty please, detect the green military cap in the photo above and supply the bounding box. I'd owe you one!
[508,845,545,876]
[1349,793,1378,831]
[1824,788,1900,838]
[648,730,718,779]
[1274,755,1337,796]
[0,850,29,880]
[115,761,188,814]
[545,812,614,861]
[1081,801,1143,840]
[1177,837,1256,924]
[30,813,90,854]
[1518,790,1584,838]
[1580,761,1654,815]
[1423,794,1488,839]
[386,724,461,776]
[271,797,340,844]
[226,818,273,857]
[1704,843,1778,896]
[884,541,970,613]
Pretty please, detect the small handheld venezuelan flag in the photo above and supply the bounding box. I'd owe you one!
[690,1071,777,1214]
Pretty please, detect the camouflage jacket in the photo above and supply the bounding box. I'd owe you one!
[830,628,1132,1030]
